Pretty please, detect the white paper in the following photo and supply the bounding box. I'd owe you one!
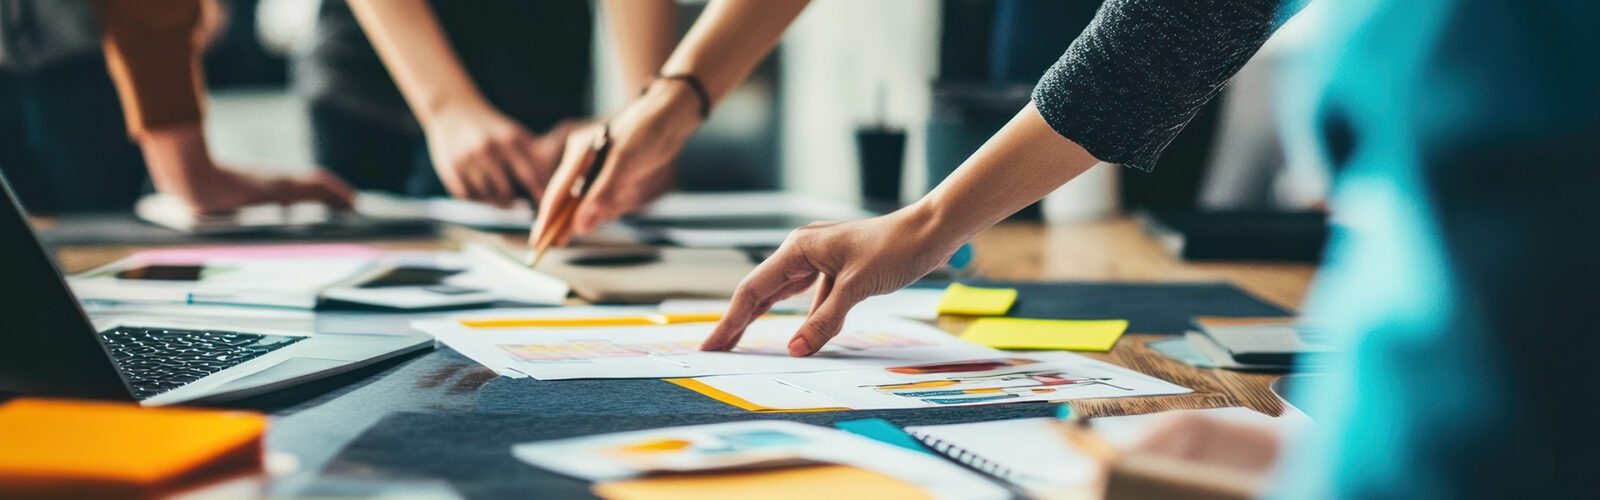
[72,246,567,311]
[904,407,1310,495]
[413,313,1001,380]
[658,287,944,321]
[355,192,533,231]
[512,420,1007,500]
[689,352,1191,410]
[636,191,871,220]
[136,193,340,233]
[71,256,374,309]
[457,242,570,305]
[628,191,874,248]
[415,306,655,378]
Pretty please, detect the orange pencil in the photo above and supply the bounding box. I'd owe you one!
[528,123,612,269]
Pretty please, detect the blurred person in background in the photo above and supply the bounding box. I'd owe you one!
[296,0,677,207]
[0,0,353,214]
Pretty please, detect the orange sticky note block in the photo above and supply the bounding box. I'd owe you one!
[0,398,266,494]
[960,317,1129,352]
[591,464,931,500]
[936,283,1018,316]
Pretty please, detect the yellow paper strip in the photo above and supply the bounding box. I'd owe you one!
[935,283,1018,316]
[959,317,1129,352]
[666,379,846,413]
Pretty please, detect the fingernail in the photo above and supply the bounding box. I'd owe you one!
[788,337,812,357]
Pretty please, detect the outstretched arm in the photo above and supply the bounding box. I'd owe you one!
[701,104,1097,354]
[348,0,570,206]
[602,0,680,96]
[704,0,1289,355]
[97,0,353,214]
[533,0,811,245]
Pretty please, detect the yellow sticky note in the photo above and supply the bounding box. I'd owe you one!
[936,283,1018,316]
[959,317,1129,352]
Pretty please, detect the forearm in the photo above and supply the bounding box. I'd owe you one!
[914,103,1100,242]
[347,0,486,127]
[96,0,206,138]
[658,0,809,106]
[139,124,218,197]
[603,0,679,94]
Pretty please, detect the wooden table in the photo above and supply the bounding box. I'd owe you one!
[963,220,1315,418]
[50,218,1316,418]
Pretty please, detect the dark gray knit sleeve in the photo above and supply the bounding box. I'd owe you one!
[1032,0,1283,171]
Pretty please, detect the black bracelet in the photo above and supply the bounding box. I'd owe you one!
[643,73,712,120]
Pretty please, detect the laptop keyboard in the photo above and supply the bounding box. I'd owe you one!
[100,327,305,399]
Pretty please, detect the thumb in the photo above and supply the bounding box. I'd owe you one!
[531,131,595,247]
[789,276,863,357]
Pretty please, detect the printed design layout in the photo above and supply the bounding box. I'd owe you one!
[606,428,810,461]
[498,331,932,364]
[867,360,1134,405]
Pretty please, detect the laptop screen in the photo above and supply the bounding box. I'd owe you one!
[0,175,133,400]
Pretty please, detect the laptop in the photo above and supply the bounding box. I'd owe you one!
[0,177,432,406]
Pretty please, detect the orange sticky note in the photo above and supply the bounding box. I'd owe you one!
[592,464,931,500]
[0,398,266,496]
[936,283,1018,316]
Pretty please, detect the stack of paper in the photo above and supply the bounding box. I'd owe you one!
[1148,318,1334,372]
[624,191,875,248]
[414,283,1189,411]
[413,313,1005,380]
[675,351,1190,411]
[69,243,568,311]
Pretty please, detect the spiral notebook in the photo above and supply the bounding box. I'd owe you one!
[904,407,1295,494]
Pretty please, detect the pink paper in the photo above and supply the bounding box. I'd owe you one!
[131,244,383,265]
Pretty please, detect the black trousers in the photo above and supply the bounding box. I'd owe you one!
[0,56,148,213]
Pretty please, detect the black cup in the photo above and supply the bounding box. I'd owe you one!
[855,126,907,212]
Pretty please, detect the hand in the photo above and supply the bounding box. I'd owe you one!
[531,79,701,247]
[701,203,969,356]
[424,103,563,206]
[139,125,356,215]
[1129,413,1283,473]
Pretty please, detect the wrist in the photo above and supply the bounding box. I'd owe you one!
[138,124,222,191]
[418,92,493,130]
[641,78,706,131]
[898,198,979,254]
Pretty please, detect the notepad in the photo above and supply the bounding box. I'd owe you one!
[0,398,266,496]
[936,283,1018,316]
[960,318,1129,352]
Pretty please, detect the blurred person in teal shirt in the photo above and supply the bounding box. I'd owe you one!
[1271,0,1600,496]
